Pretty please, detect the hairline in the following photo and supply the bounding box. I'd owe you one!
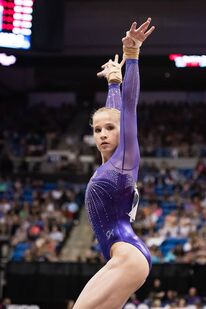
[91,107,120,127]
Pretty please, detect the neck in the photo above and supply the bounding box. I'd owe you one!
[101,153,110,164]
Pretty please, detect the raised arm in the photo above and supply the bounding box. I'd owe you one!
[111,19,155,173]
[105,84,122,111]
[120,58,140,170]
[97,54,124,111]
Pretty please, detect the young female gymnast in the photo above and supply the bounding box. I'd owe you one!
[73,18,155,309]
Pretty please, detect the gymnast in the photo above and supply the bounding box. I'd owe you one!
[73,18,155,309]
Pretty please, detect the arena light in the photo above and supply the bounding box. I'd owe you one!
[0,0,34,49]
[169,54,206,68]
[0,52,16,66]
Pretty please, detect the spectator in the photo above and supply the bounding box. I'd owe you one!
[186,287,202,305]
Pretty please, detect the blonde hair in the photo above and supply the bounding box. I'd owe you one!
[91,107,120,127]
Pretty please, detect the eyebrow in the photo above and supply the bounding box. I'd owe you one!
[94,122,115,128]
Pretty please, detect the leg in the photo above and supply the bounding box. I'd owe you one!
[73,242,149,309]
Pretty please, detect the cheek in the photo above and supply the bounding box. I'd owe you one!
[93,135,101,150]
[113,129,120,144]
[116,127,120,141]
[117,130,120,142]
[93,135,99,145]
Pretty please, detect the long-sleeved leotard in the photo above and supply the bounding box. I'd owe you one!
[85,59,151,269]
[105,83,122,111]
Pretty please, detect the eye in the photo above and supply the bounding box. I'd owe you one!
[107,125,114,130]
[94,127,101,133]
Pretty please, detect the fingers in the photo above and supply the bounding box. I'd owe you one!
[97,69,106,78]
[101,59,111,69]
[129,21,137,32]
[137,17,151,33]
[126,17,155,43]
[98,54,124,78]
[114,54,119,63]
[101,55,120,69]
[101,63,108,69]
[144,25,155,38]
[120,58,126,68]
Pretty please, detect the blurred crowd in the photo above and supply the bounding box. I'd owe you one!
[138,102,206,158]
[124,279,206,308]
[0,177,84,262]
[1,283,205,309]
[0,101,75,159]
[82,101,206,159]
[0,102,206,177]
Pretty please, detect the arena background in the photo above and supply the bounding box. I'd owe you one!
[0,0,206,308]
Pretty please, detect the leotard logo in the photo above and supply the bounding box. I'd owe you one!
[106,229,114,239]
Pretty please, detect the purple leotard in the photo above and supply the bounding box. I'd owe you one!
[85,59,151,269]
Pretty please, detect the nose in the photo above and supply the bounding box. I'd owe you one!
[100,129,107,140]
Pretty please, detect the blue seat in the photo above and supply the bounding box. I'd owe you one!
[155,185,164,196]
[11,242,31,262]
[160,238,187,256]
[160,201,177,215]
[179,168,193,179]
[43,182,57,191]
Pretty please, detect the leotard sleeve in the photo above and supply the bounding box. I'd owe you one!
[110,59,140,174]
[105,83,122,111]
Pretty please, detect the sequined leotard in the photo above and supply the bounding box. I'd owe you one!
[85,59,151,269]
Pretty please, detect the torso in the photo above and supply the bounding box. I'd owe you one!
[85,162,151,268]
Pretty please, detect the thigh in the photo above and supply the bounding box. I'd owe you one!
[110,241,150,276]
[73,243,149,309]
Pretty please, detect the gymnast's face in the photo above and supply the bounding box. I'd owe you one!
[93,109,120,163]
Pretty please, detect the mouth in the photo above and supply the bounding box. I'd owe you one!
[101,142,109,146]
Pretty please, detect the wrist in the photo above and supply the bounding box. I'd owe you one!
[107,66,122,84]
[123,46,140,60]
[108,83,120,88]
